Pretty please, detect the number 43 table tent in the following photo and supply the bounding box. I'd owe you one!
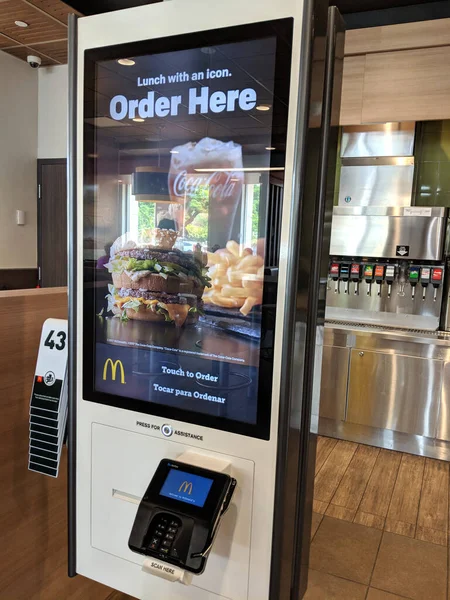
[28,318,68,477]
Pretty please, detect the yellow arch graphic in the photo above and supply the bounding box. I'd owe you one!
[178,481,193,495]
[103,358,126,384]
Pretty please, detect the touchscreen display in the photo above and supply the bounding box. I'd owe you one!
[83,20,292,438]
[159,468,214,508]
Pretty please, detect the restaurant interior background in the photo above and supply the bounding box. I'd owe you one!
[2,0,450,292]
[1,0,450,599]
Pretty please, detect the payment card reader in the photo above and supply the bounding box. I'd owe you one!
[129,459,236,575]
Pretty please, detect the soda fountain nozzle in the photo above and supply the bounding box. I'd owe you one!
[420,267,431,301]
[374,265,385,297]
[363,264,374,296]
[431,267,444,302]
[329,262,340,294]
[385,264,396,299]
[398,263,406,297]
[408,266,420,300]
[340,263,351,295]
[350,263,362,295]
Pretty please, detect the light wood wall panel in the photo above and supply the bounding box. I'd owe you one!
[340,55,365,126]
[345,18,450,56]
[361,46,450,124]
[0,287,113,599]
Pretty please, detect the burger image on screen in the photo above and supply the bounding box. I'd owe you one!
[105,240,210,327]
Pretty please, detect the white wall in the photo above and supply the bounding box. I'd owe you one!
[38,65,68,159]
[0,51,38,268]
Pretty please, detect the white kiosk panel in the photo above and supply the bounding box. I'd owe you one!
[69,0,334,597]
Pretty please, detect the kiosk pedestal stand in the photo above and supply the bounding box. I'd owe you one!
[68,1,344,598]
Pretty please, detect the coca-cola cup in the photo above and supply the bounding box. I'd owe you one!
[168,138,244,227]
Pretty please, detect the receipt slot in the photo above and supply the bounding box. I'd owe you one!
[67,2,344,600]
[129,460,236,574]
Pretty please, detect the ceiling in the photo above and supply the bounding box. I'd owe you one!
[2,0,448,66]
[0,0,81,66]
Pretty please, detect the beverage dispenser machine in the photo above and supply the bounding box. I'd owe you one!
[67,1,344,599]
[326,207,448,331]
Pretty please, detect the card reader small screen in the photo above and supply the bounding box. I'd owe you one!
[159,468,214,508]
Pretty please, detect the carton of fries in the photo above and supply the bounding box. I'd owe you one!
[202,241,264,316]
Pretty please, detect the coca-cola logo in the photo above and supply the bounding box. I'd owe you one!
[171,170,241,200]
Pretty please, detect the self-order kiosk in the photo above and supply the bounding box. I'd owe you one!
[68,1,344,598]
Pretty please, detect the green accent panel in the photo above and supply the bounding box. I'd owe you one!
[416,161,438,205]
[414,120,450,207]
[421,132,450,162]
[422,121,444,133]
[438,162,450,193]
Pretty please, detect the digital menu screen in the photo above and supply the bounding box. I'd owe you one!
[159,468,213,508]
[83,20,292,438]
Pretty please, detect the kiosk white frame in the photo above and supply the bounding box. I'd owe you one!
[67,1,343,598]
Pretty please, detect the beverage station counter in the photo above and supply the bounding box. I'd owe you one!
[316,205,450,460]
[315,322,450,461]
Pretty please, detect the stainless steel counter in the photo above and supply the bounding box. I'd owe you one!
[314,322,450,460]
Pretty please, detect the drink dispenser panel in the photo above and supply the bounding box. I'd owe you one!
[329,207,447,261]
[326,207,449,331]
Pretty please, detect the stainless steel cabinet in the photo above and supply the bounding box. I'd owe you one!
[437,362,450,442]
[318,345,349,421]
[346,349,442,437]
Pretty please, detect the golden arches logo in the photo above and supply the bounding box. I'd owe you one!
[103,359,126,384]
[178,481,193,495]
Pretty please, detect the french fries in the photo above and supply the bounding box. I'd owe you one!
[204,242,264,316]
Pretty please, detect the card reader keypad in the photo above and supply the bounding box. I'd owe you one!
[146,513,182,556]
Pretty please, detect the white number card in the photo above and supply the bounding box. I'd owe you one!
[28,318,68,478]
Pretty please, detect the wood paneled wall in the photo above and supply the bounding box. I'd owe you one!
[362,46,450,124]
[340,55,365,126]
[345,18,450,56]
[0,287,113,600]
[340,18,450,125]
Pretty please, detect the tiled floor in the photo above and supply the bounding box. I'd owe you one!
[313,436,450,547]
[306,515,448,599]
[307,436,450,599]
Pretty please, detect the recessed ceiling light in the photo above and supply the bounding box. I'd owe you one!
[230,178,240,182]
[118,179,123,183]
[170,150,179,154]
[133,117,145,123]
[256,104,271,112]
[117,58,135,66]
[15,20,29,28]
[266,146,276,151]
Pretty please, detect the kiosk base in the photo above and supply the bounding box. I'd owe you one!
[86,423,252,598]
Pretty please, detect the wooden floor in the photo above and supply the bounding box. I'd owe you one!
[313,436,450,546]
